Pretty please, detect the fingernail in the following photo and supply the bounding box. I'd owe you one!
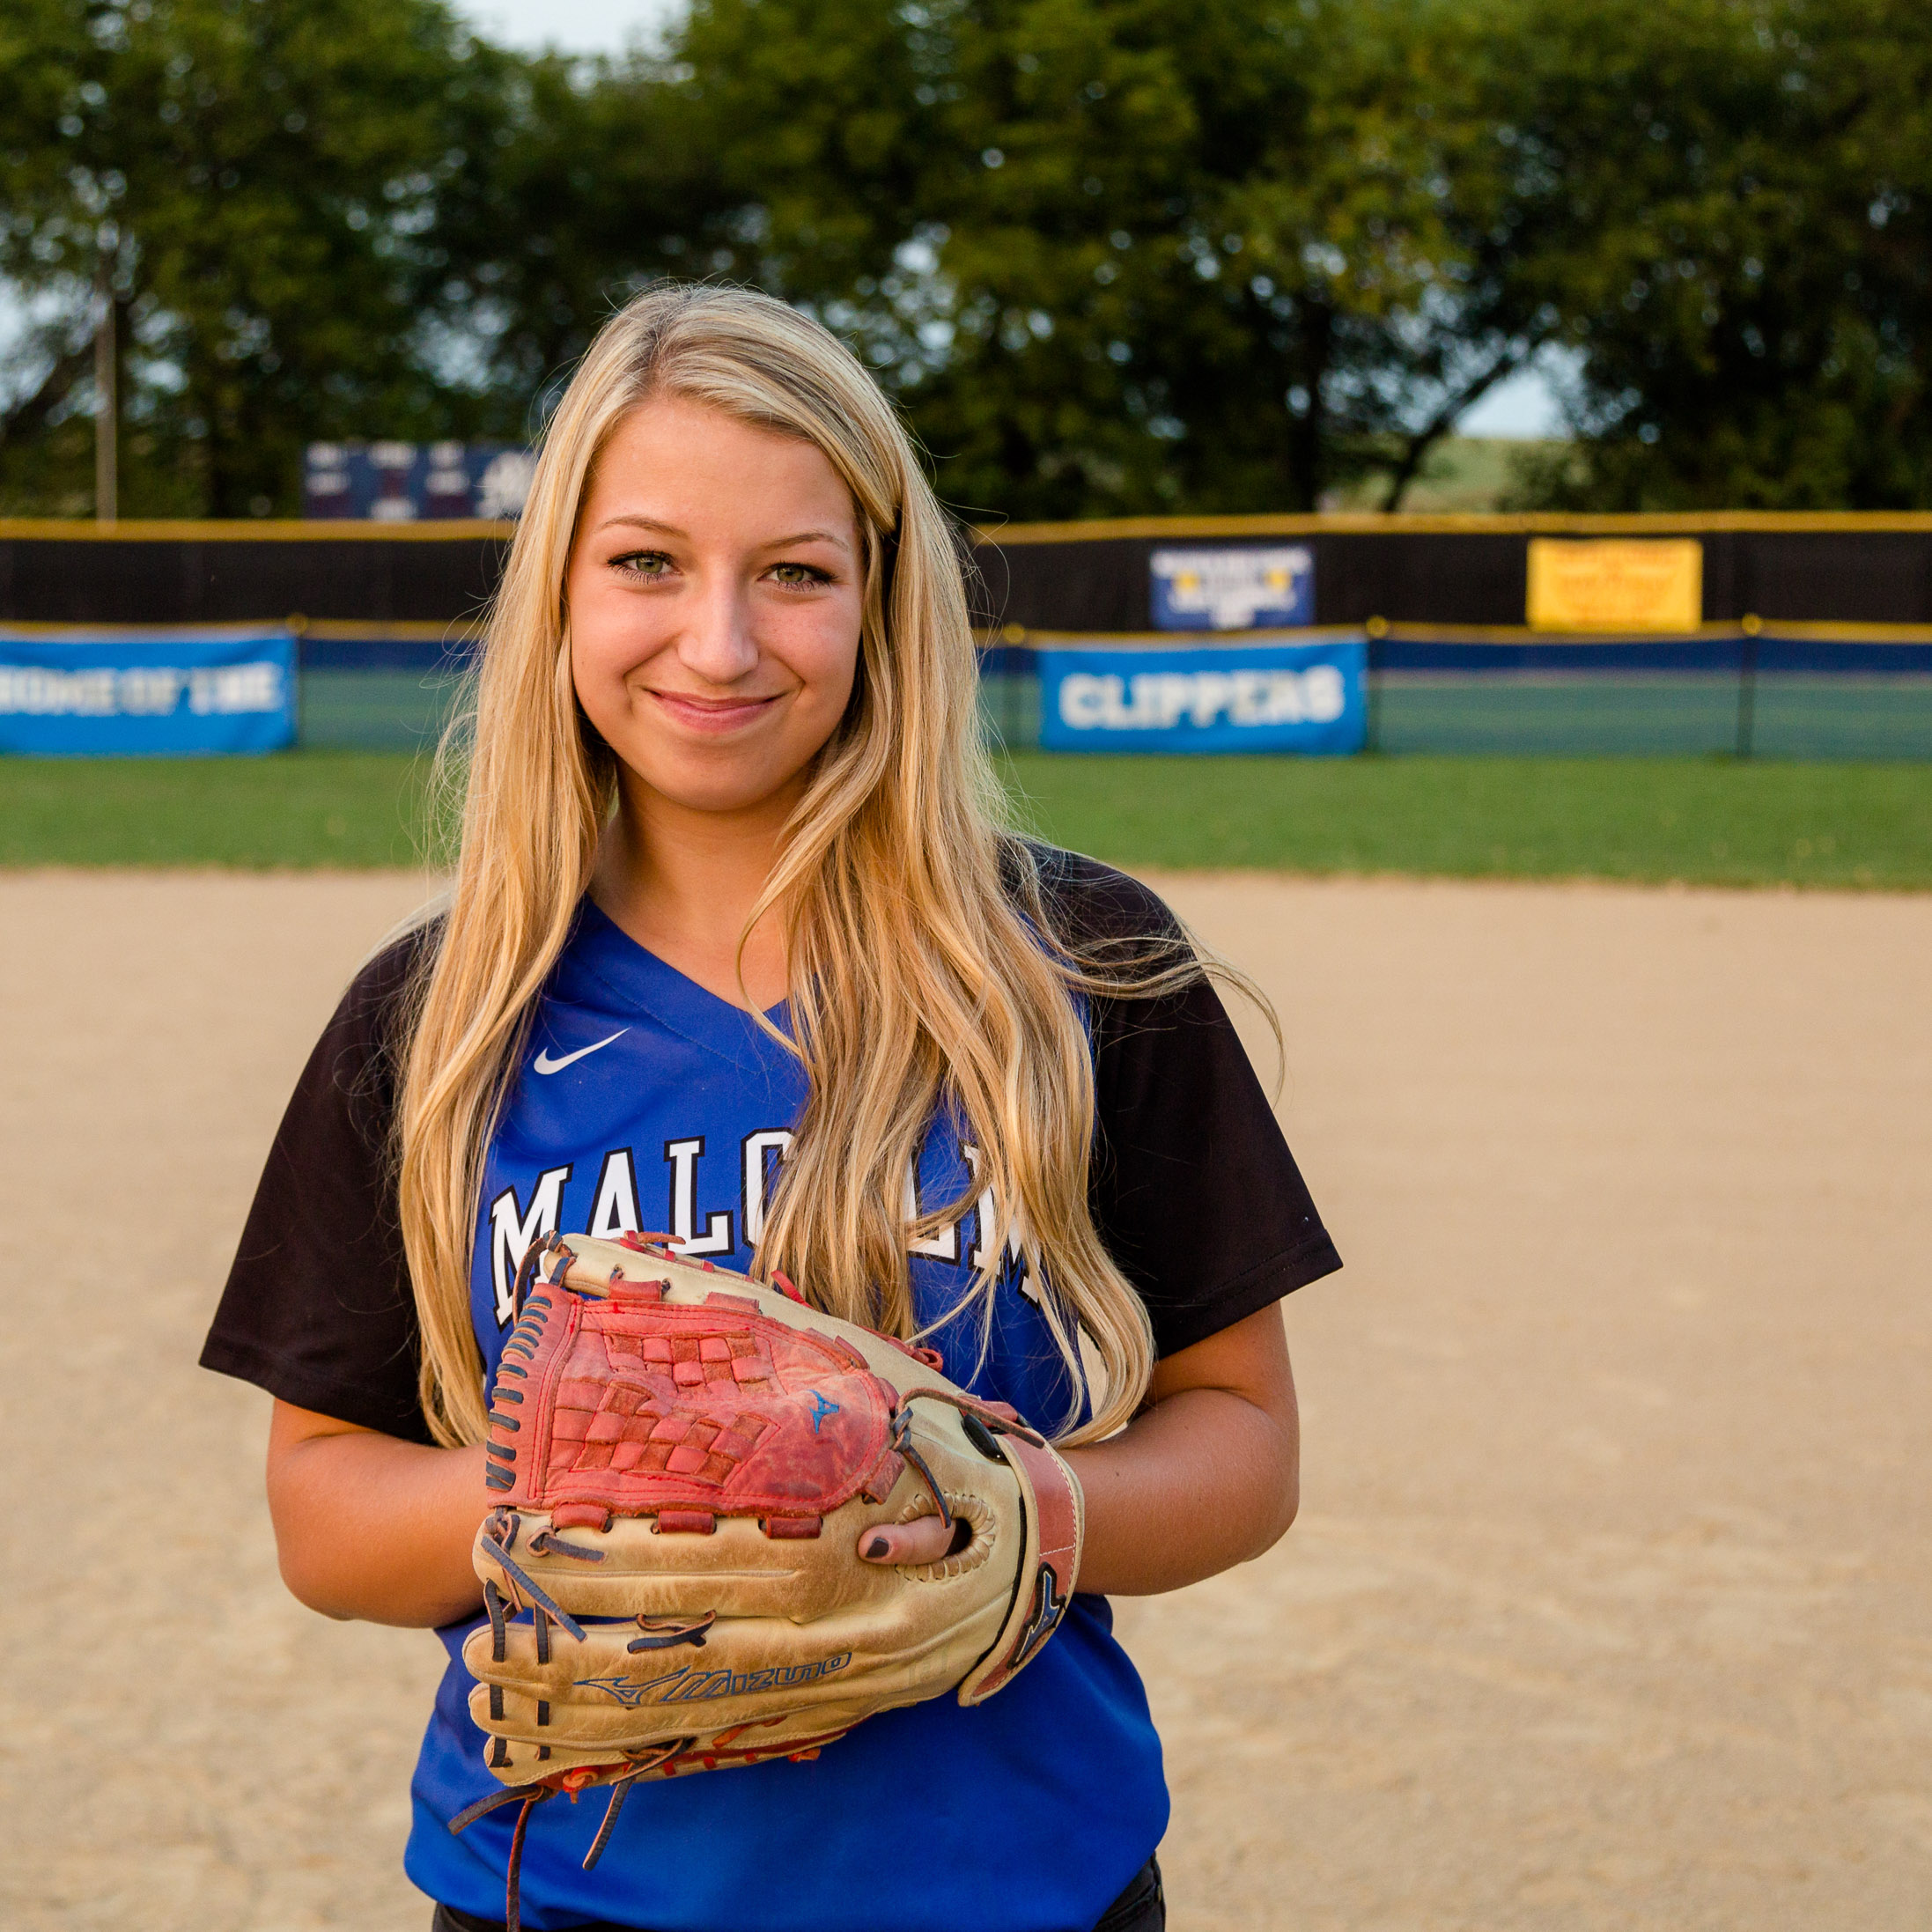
[865,1537,890,1560]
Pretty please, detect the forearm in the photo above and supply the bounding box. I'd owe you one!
[267,1402,489,1627]
[1064,1382,1299,1597]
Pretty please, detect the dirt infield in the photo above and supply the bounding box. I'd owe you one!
[4,869,1928,1930]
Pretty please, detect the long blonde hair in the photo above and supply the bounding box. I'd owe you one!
[398,284,1191,1449]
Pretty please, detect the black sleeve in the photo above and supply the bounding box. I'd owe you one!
[1035,847,1343,1357]
[200,926,437,1444]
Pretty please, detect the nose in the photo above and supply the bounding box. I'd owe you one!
[675,573,761,687]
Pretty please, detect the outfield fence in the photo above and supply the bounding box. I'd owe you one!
[0,619,1922,760]
[288,615,1932,763]
[309,627,1932,762]
[981,627,1932,761]
[293,623,476,751]
[4,515,1932,760]
[302,627,1932,761]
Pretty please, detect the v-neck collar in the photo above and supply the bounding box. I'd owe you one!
[565,898,791,1058]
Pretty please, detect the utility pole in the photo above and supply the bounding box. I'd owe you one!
[94,244,117,522]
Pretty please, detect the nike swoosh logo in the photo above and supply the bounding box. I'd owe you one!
[533,1029,627,1075]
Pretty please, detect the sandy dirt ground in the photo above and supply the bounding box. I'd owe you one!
[2,868,1928,1932]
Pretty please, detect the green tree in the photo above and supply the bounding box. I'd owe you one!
[0,0,519,516]
[426,48,730,426]
[904,0,1506,514]
[650,0,1578,516]
[1501,0,1932,510]
[19,0,1932,524]
[0,0,114,512]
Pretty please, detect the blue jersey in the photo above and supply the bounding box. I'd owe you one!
[404,903,1167,1931]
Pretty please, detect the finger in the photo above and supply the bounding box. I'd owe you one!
[858,1515,955,1566]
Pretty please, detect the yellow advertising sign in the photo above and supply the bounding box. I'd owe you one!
[1526,538,1704,632]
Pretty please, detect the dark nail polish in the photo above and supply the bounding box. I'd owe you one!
[866,1536,890,1560]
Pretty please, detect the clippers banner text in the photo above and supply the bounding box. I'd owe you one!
[1149,544,1315,630]
[1039,637,1367,754]
[0,629,297,755]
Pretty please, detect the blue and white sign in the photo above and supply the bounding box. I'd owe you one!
[0,628,297,755]
[304,440,535,520]
[1039,636,1366,755]
[1150,544,1315,630]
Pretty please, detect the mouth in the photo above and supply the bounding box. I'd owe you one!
[645,689,784,735]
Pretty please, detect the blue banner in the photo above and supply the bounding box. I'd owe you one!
[1039,636,1367,754]
[1149,544,1315,630]
[0,628,297,756]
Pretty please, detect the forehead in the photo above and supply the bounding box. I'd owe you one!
[579,395,859,542]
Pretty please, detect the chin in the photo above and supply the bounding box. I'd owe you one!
[622,756,815,820]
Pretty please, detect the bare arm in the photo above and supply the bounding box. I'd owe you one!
[266,1401,488,1628]
[1064,1302,1299,1595]
[862,1302,1299,1596]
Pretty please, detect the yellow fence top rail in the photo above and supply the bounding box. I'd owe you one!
[0,518,514,542]
[971,509,1932,542]
[985,619,1932,645]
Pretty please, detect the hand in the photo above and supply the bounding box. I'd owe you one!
[855,1303,1298,1590]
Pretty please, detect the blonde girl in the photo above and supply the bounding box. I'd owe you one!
[204,284,1339,1932]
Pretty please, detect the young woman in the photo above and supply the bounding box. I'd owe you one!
[203,285,1340,1932]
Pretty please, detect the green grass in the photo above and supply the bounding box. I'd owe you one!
[997,753,1932,889]
[2,748,1928,889]
[0,750,438,866]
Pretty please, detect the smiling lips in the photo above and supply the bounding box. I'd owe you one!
[647,689,785,734]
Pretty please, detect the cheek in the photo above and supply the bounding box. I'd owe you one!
[567,638,622,749]
[786,609,864,717]
[565,579,665,718]
[741,583,864,739]
[568,621,630,715]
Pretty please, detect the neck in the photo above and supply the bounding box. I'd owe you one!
[591,774,802,1012]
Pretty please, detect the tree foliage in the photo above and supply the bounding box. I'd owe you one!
[672,0,1567,515]
[1497,0,1932,509]
[5,0,1932,516]
[1,0,511,514]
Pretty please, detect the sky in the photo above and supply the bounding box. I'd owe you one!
[1456,358,1567,439]
[454,0,683,55]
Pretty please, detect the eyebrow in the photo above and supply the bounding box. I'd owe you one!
[592,513,852,552]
